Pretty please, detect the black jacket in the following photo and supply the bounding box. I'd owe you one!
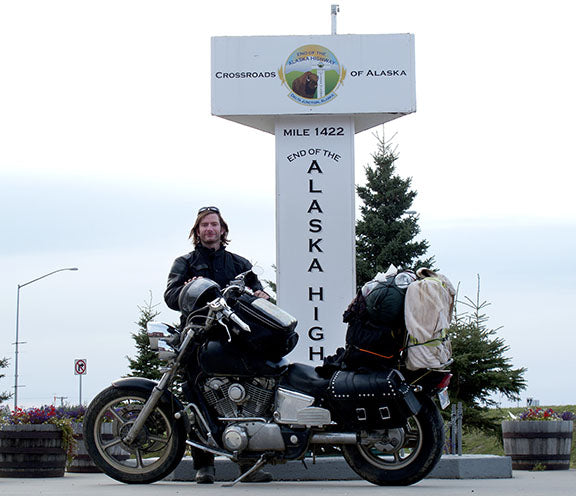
[164,245,264,311]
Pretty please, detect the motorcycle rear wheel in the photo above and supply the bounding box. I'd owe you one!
[342,396,444,486]
[83,386,186,484]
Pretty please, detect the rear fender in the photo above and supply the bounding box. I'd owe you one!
[410,371,452,396]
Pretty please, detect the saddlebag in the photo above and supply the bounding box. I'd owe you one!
[231,294,299,360]
[326,369,421,429]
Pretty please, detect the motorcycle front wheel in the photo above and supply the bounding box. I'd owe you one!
[342,396,444,486]
[83,386,186,484]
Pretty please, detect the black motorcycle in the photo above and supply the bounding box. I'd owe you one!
[83,272,451,486]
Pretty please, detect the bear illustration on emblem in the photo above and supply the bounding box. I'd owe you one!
[279,44,345,105]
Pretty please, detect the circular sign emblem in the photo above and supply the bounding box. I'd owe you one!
[74,359,87,375]
[279,44,345,106]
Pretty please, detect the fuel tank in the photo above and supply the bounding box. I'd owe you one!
[199,340,289,377]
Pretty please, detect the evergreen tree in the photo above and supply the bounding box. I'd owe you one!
[0,357,11,404]
[356,137,434,286]
[447,276,527,433]
[126,294,163,380]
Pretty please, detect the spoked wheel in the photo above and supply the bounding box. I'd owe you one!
[342,396,444,486]
[83,386,186,484]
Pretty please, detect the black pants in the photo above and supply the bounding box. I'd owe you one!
[192,448,214,469]
[183,367,216,470]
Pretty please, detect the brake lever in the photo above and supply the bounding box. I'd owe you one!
[217,315,233,343]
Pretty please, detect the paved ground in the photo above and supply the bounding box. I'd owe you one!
[1,470,575,496]
[167,454,513,481]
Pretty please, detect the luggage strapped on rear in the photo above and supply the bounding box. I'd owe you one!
[403,269,455,371]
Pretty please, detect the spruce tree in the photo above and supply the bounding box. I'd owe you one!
[126,294,163,380]
[356,137,434,286]
[448,276,527,433]
[0,357,11,404]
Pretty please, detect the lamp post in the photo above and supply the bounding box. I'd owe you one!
[13,267,78,410]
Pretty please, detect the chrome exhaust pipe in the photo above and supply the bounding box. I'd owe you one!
[310,432,358,445]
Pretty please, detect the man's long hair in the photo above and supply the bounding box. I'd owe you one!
[189,210,230,247]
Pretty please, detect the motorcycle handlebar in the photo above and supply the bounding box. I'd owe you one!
[218,303,251,333]
[207,291,252,335]
[228,311,251,333]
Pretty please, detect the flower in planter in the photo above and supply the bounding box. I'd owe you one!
[560,411,575,421]
[515,407,574,421]
[55,405,86,423]
[3,405,60,424]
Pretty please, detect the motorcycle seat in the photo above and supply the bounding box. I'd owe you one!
[280,363,330,397]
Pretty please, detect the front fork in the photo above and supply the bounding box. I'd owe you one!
[121,325,200,446]
[120,322,210,447]
[121,368,177,446]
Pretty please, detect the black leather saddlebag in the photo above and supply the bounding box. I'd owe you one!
[326,369,421,429]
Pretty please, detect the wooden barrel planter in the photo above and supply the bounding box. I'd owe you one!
[67,423,100,473]
[0,424,66,478]
[67,423,129,473]
[502,420,573,470]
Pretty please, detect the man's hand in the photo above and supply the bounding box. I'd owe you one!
[253,290,270,300]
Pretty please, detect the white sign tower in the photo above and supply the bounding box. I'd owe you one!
[211,8,416,365]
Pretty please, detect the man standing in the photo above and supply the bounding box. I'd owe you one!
[164,206,272,484]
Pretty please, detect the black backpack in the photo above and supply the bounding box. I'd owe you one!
[340,286,407,370]
[363,272,415,326]
[318,271,415,374]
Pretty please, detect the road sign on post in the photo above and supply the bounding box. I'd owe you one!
[74,359,87,375]
[74,359,86,405]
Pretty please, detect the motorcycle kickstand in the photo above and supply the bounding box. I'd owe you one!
[222,453,268,487]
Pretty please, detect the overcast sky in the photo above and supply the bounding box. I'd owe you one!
[1,1,575,409]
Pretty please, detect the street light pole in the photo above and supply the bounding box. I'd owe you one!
[13,267,78,410]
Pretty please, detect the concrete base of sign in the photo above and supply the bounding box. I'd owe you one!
[165,454,512,481]
[430,454,512,479]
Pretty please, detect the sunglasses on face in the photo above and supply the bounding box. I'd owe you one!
[198,206,220,214]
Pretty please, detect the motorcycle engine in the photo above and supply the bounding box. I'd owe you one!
[202,376,285,452]
[201,376,276,419]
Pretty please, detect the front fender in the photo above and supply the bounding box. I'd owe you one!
[111,377,186,422]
